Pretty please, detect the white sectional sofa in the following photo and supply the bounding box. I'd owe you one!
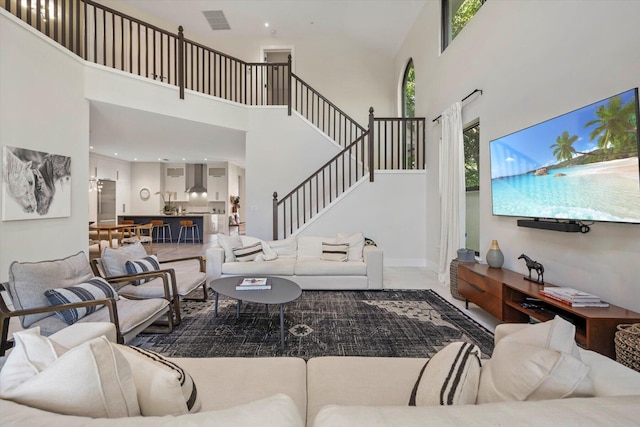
[2,320,640,426]
[206,233,384,290]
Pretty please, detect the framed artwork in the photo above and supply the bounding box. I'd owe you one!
[2,145,71,221]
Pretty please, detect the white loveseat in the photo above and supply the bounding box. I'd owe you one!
[206,233,384,290]
[0,323,640,427]
[2,320,639,426]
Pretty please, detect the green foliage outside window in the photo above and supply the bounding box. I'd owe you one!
[403,61,415,118]
[464,124,480,189]
[443,0,485,50]
[452,0,484,40]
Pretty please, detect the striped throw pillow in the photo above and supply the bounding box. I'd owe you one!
[232,242,263,262]
[321,242,349,262]
[116,345,201,415]
[44,277,119,325]
[409,342,482,406]
[125,255,161,285]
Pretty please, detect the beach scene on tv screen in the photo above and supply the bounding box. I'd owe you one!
[490,88,640,223]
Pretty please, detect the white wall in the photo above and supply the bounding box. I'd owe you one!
[84,64,249,131]
[245,109,343,239]
[395,0,640,312]
[130,162,164,214]
[300,171,428,267]
[0,10,89,280]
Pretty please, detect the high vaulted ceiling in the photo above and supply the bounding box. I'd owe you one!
[121,0,427,56]
[90,1,426,166]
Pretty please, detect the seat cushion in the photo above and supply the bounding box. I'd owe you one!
[222,259,296,276]
[8,252,94,328]
[294,260,366,276]
[30,297,169,337]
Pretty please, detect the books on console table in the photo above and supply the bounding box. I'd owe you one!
[236,278,271,290]
[540,287,609,307]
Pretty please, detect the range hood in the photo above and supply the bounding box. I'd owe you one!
[186,164,208,194]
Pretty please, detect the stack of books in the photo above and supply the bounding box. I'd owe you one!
[539,287,609,308]
[235,278,271,291]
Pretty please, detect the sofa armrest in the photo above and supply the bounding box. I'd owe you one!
[206,247,225,280]
[363,246,383,289]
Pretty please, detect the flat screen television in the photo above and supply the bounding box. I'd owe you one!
[490,88,640,225]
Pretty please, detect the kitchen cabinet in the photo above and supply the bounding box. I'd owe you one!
[164,164,188,201]
[207,168,227,202]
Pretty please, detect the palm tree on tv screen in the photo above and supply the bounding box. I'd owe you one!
[550,131,579,162]
[584,96,637,153]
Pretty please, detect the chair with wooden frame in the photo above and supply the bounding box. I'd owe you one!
[0,252,173,356]
[91,249,208,326]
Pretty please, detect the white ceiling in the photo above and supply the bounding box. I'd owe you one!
[90,102,246,164]
[89,1,426,166]
[121,0,426,55]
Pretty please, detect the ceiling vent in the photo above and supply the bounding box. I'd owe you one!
[202,10,230,31]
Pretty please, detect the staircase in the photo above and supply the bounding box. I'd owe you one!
[3,0,426,238]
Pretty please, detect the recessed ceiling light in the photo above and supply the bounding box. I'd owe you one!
[89,146,94,149]
[134,158,137,161]
[264,22,269,27]
[114,153,118,156]
[204,158,208,161]
[183,158,186,161]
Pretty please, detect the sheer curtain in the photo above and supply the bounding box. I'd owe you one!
[438,102,466,284]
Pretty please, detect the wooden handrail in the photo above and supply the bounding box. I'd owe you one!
[291,73,366,149]
[2,1,427,239]
[277,133,369,204]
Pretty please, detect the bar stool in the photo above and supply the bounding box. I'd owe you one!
[177,220,199,245]
[151,220,172,243]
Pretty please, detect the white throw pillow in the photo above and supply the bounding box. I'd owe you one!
[0,334,140,418]
[0,328,67,396]
[116,344,202,416]
[297,236,335,260]
[218,234,243,262]
[477,316,594,404]
[241,236,279,261]
[409,342,482,406]
[336,232,365,261]
[266,238,297,259]
[233,242,263,262]
[101,242,148,277]
[321,242,349,262]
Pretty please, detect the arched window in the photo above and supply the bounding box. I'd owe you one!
[401,59,415,118]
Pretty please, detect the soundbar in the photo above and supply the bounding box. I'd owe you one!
[517,219,583,232]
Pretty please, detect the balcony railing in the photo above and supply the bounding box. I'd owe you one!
[3,0,426,238]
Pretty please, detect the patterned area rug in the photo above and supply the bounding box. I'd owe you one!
[129,289,494,359]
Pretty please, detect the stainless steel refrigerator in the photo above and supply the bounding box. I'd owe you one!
[97,180,116,225]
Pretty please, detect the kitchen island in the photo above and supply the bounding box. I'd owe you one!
[118,214,220,242]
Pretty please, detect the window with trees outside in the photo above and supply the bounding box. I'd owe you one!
[401,59,416,167]
[442,0,486,51]
[402,59,415,118]
[464,122,480,253]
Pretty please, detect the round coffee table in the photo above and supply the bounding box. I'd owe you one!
[209,276,302,349]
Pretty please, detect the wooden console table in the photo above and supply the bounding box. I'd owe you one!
[457,263,640,359]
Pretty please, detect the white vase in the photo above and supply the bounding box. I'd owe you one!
[486,240,504,268]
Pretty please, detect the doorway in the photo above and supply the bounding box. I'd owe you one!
[262,49,291,106]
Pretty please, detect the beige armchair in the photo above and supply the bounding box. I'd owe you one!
[1,251,172,356]
[90,243,208,325]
